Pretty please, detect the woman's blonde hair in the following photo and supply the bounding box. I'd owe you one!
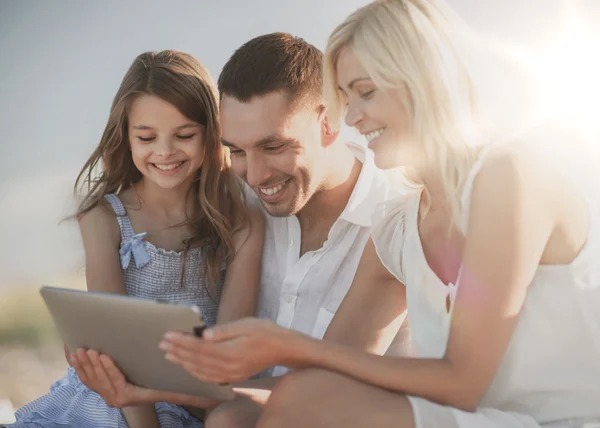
[325,0,484,225]
[75,50,248,294]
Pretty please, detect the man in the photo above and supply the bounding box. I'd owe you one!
[200,32,409,426]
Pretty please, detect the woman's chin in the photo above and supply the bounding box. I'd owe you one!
[373,150,403,170]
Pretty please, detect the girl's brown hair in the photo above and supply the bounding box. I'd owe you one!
[75,50,248,293]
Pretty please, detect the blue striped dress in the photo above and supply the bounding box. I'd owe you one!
[9,193,224,428]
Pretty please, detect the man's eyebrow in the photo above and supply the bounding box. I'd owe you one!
[221,134,294,149]
[221,138,237,148]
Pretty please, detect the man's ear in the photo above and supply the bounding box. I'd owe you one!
[317,105,339,148]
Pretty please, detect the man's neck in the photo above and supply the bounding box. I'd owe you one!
[296,144,362,254]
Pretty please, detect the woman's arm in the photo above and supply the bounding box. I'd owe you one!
[162,145,577,411]
[160,227,404,380]
[323,238,407,355]
[284,145,564,409]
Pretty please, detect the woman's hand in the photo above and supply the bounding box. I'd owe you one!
[71,348,220,408]
[160,318,302,384]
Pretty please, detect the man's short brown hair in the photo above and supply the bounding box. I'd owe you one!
[218,32,323,109]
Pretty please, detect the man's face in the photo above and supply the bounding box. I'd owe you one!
[220,91,325,217]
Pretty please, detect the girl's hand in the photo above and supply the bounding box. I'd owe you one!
[72,348,219,408]
[72,348,153,408]
[160,317,301,384]
[64,344,72,366]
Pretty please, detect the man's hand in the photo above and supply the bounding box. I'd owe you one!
[160,318,300,384]
[71,348,220,409]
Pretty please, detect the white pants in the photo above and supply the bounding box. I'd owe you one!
[408,396,600,428]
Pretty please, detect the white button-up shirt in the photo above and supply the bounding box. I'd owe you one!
[254,142,405,376]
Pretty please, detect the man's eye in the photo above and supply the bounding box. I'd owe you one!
[265,145,284,152]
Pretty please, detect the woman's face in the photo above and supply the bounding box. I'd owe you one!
[336,47,415,170]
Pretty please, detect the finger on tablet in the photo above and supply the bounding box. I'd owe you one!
[88,350,118,398]
[76,348,96,383]
[99,354,127,390]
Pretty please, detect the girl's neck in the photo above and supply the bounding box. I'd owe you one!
[133,178,196,223]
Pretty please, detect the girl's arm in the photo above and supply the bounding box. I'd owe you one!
[164,144,581,411]
[78,201,127,295]
[73,205,266,418]
[77,201,160,428]
[216,206,265,324]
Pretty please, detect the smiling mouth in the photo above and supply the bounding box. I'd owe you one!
[258,179,289,196]
[152,161,185,171]
[364,128,385,143]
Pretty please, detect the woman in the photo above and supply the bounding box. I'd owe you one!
[82,1,600,427]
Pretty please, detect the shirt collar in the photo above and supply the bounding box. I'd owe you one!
[339,141,390,227]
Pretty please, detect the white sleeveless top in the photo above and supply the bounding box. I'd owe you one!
[371,148,600,423]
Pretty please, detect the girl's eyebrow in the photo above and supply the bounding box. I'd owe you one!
[131,123,199,131]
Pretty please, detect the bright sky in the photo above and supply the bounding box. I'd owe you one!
[1,0,598,287]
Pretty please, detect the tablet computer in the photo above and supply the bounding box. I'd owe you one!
[40,286,235,401]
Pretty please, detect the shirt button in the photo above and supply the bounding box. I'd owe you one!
[284,295,293,304]
[289,240,294,247]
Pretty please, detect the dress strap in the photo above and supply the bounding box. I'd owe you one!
[103,194,136,243]
[459,145,495,234]
[103,194,150,269]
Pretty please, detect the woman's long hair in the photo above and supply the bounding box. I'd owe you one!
[325,0,484,225]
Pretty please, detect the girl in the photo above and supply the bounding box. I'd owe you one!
[146,2,600,428]
[10,50,263,428]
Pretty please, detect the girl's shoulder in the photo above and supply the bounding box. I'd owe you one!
[78,197,122,250]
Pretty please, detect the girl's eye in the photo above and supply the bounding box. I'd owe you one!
[138,136,155,142]
[177,134,195,141]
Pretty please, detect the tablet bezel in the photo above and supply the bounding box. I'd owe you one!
[40,286,235,401]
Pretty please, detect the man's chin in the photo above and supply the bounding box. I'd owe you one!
[260,199,300,218]
[262,204,294,218]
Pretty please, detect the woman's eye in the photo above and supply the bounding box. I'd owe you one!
[359,89,375,99]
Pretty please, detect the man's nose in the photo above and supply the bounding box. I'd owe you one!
[245,154,271,188]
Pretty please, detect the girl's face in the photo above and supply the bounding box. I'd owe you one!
[127,95,205,190]
[336,47,414,170]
